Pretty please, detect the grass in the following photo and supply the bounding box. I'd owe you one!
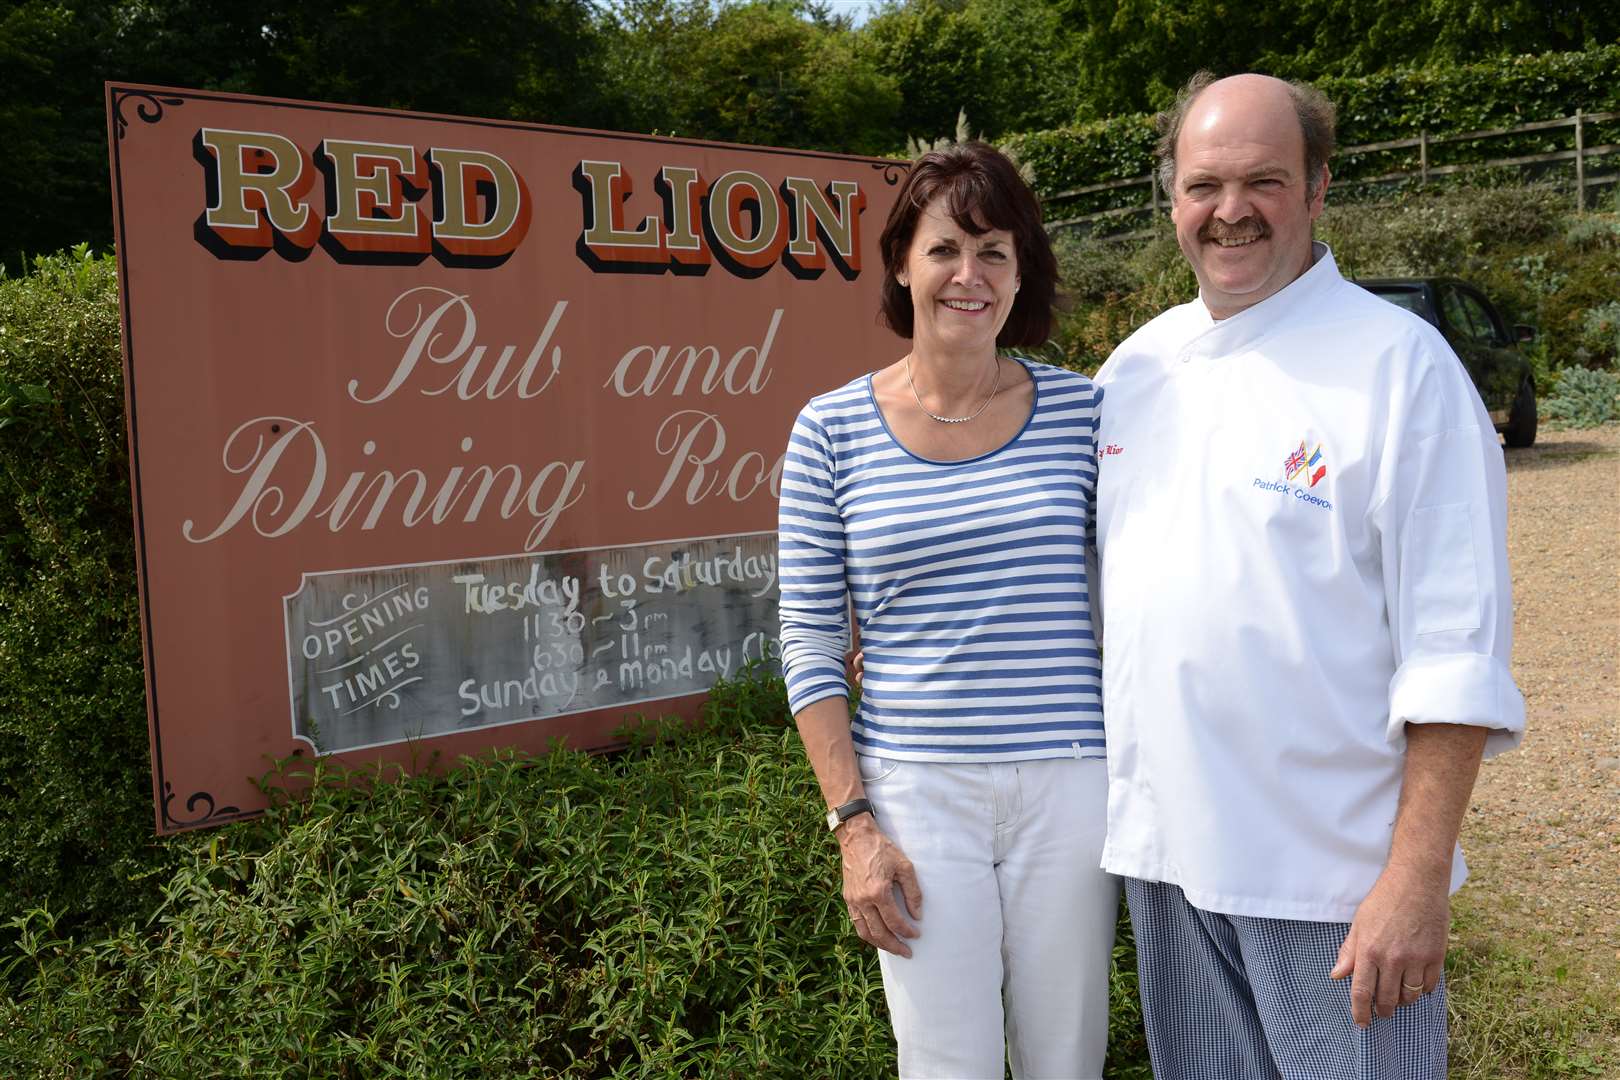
[1524,442,1620,463]
[1448,891,1619,1078]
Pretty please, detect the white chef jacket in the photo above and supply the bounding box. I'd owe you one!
[1092,244,1524,923]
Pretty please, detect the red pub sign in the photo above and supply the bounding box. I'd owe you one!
[106,85,903,832]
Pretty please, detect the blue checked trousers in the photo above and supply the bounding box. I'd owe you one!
[1126,878,1447,1079]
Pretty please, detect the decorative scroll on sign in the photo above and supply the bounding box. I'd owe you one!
[285,533,778,753]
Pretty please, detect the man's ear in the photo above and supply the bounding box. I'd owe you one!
[1309,165,1331,219]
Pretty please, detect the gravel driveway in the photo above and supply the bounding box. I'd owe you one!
[1461,424,1619,991]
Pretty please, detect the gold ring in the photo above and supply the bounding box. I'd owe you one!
[1401,982,1423,994]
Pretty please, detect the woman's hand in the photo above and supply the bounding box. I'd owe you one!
[789,697,917,953]
[837,813,922,956]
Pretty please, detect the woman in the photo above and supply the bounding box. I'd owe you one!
[777,142,1117,1079]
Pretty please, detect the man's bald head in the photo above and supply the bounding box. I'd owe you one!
[1155,73,1336,203]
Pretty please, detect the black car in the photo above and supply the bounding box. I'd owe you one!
[1354,278,1538,447]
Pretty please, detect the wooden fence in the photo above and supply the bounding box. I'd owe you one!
[1047,109,1620,235]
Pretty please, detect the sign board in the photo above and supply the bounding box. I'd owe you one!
[105,85,902,832]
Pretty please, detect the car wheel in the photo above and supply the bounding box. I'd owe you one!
[1504,375,1537,448]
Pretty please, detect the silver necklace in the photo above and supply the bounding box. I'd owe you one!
[906,354,1001,424]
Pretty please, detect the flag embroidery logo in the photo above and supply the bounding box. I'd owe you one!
[1283,440,1327,487]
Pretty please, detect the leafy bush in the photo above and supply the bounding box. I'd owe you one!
[1315,182,1570,285]
[1542,367,1620,428]
[1053,231,1147,306]
[1047,226,1194,373]
[1563,214,1620,252]
[0,668,1150,1078]
[0,247,185,944]
[1574,300,1620,368]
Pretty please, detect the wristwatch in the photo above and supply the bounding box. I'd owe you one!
[826,798,875,833]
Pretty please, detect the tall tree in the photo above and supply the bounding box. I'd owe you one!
[2,1,125,268]
[1052,0,1311,119]
[0,0,609,269]
[857,0,1076,144]
[253,0,608,125]
[597,0,901,154]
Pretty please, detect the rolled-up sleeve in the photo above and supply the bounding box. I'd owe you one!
[1377,412,1525,757]
[777,405,851,716]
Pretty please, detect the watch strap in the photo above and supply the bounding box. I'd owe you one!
[826,797,875,832]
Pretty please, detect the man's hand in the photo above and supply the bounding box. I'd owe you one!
[1329,722,1487,1026]
[837,813,921,956]
[1329,862,1449,1026]
[847,648,865,687]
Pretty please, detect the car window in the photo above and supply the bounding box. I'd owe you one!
[1368,288,1426,317]
[1457,289,1505,345]
[1441,286,1496,345]
[1363,286,1443,328]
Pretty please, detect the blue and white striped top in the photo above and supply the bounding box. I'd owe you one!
[777,359,1105,763]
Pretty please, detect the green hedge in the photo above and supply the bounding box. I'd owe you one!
[0,248,184,943]
[1009,47,1620,218]
[0,673,1150,1078]
[1007,114,1160,206]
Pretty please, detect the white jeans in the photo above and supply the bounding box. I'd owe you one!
[857,754,1118,1080]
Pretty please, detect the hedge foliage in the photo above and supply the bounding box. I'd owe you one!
[0,671,1149,1078]
[1009,47,1620,219]
[0,248,185,943]
[1542,367,1620,428]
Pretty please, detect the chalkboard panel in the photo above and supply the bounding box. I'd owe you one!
[283,532,780,754]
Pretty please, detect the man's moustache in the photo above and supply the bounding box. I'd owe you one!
[1201,220,1268,241]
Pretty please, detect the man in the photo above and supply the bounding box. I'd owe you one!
[1091,72,1524,1078]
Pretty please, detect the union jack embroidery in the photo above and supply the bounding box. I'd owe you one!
[1284,440,1327,487]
